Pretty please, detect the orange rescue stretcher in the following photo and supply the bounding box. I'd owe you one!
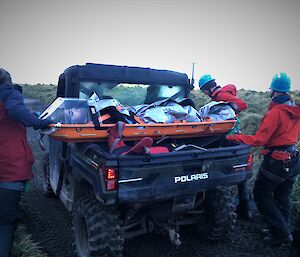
[46,119,236,143]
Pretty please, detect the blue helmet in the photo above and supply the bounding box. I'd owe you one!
[199,74,215,89]
[270,73,291,92]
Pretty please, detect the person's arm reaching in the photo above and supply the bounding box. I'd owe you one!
[4,88,52,129]
[226,110,279,146]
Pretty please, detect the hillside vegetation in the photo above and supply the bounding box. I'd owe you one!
[22,84,57,105]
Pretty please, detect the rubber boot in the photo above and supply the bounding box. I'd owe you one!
[236,199,253,220]
[263,233,293,246]
[289,220,300,256]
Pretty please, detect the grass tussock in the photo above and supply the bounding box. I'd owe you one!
[240,113,262,135]
[12,225,47,257]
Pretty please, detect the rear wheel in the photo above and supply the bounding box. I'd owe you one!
[72,196,124,257]
[197,187,236,241]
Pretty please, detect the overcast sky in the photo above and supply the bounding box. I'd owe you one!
[1,0,300,91]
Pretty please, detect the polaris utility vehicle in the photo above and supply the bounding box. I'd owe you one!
[42,63,252,257]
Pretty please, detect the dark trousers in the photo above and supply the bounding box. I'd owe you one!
[290,219,300,257]
[0,188,22,257]
[237,181,250,208]
[253,155,300,238]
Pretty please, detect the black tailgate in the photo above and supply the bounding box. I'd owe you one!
[117,144,251,203]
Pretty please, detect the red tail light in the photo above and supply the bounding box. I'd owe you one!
[107,168,116,180]
[247,154,253,171]
[102,165,118,191]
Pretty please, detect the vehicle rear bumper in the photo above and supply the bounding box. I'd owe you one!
[118,170,251,204]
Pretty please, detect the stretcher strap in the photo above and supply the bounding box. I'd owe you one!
[109,122,126,153]
[89,106,101,130]
[110,138,122,153]
[99,114,111,122]
[99,113,143,124]
[133,115,144,124]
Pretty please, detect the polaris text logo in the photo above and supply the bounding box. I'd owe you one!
[174,173,209,183]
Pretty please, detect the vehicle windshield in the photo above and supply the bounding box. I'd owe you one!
[79,81,185,106]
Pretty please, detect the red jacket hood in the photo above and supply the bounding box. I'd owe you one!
[221,84,237,96]
[270,102,300,119]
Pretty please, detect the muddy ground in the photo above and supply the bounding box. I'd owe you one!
[21,99,290,257]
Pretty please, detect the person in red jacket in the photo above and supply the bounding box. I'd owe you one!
[0,68,52,257]
[199,74,248,113]
[226,72,300,246]
[199,74,252,219]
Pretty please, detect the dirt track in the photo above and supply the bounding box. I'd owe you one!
[22,99,290,257]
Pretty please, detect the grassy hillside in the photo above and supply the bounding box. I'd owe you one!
[22,84,57,105]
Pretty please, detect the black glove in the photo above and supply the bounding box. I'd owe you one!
[34,117,53,130]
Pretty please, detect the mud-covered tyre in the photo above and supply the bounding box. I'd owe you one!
[72,196,124,257]
[197,187,236,241]
[41,154,55,197]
